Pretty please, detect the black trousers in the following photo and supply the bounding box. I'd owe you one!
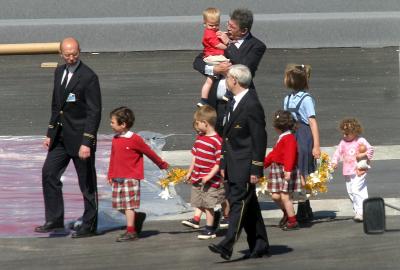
[219,180,269,253]
[41,140,98,232]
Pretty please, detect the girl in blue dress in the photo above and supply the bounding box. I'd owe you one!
[283,64,321,222]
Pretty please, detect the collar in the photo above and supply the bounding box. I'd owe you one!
[291,90,306,97]
[233,88,249,104]
[66,60,81,73]
[277,130,292,143]
[117,130,134,138]
[233,33,249,48]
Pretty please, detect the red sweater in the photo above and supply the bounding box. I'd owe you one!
[264,132,297,172]
[107,132,168,180]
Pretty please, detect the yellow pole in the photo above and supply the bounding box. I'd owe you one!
[0,42,60,55]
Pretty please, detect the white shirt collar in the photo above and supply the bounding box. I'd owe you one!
[118,130,134,138]
[233,89,249,111]
[277,130,291,143]
[234,33,249,48]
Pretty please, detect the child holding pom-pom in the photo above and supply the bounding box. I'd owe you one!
[264,110,302,230]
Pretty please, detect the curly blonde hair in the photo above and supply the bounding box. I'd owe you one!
[339,117,363,136]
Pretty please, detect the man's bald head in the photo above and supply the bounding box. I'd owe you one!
[60,37,80,66]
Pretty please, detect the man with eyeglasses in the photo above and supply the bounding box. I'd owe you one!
[193,8,266,135]
[35,37,102,238]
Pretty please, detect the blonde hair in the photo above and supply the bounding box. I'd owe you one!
[339,117,363,136]
[193,105,217,129]
[203,7,221,22]
[284,64,312,90]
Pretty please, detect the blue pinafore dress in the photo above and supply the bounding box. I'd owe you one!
[285,93,316,177]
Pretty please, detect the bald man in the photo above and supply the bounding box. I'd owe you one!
[35,37,102,238]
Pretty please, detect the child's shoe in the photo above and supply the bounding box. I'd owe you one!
[282,221,300,231]
[135,212,146,234]
[353,213,363,222]
[182,218,200,229]
[279,215,288,228]
[197,98,208,107]
[197,228,216,240]
[116,231,138,242]
[219,218,229,229]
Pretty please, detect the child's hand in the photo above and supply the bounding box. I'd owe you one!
[356,152,367,161]
[331,163,338,169]
[201,175,211,184]
[312,146,321,159]
[284,171,291,181]
[107,178,112,185]
[184,173,191,184]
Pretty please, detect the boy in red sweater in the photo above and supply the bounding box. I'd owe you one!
[264,110,301,230]
[107,107,169,242]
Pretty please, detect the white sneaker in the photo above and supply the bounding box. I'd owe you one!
[197,229,216,240]
[353,214,363,222]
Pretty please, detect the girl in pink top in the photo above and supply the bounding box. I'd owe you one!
[331,118,374,222]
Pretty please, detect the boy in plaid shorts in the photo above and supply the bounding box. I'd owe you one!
[107,107,169,242]
[264,110,302,230]
[182,105,225,239]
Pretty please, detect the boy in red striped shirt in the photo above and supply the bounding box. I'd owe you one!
[182,105,226,239]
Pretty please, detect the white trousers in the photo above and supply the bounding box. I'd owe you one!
[344,174,368,215]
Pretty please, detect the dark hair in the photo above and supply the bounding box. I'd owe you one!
[230,8,253,31]
[273,110,296,132]
[284,64,311,91]
[339,117,363,136]
[193,105,217,128]
[110,106,135,129]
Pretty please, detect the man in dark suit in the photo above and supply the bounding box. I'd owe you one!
[193,8,266,134]
[209,64,269,260]
[34,37,102,238]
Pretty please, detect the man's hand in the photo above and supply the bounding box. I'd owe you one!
[43,137,51,150]
[78,145,91,160]
[214,61,232,76]
[250,175,259,184]
[220,169,225,179]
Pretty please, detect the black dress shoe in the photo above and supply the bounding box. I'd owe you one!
[248,248,270,259]
[71,229,96,238]
[34,221,64,233]
[208,244,232,260]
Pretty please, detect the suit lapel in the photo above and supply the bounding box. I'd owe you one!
[237,33,253,52]
[57,65,66,105]
[224,91,250,134]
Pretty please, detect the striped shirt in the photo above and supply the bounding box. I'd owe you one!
[191,134,222,188]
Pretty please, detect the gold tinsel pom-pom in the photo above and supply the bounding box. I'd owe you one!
[304,152,334,196]
[158,168,188,189]
[256,176,271,197]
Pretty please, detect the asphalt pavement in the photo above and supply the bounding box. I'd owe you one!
[1,48,400,269]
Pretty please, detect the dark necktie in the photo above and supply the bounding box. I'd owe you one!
[228,98,236,121]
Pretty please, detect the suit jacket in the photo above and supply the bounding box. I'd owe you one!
[46,61,102,156]
[193,33,266,108]
[221,90,267,182]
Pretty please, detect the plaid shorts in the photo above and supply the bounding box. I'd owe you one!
[112,178,140,210]
[267,163,302,193]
